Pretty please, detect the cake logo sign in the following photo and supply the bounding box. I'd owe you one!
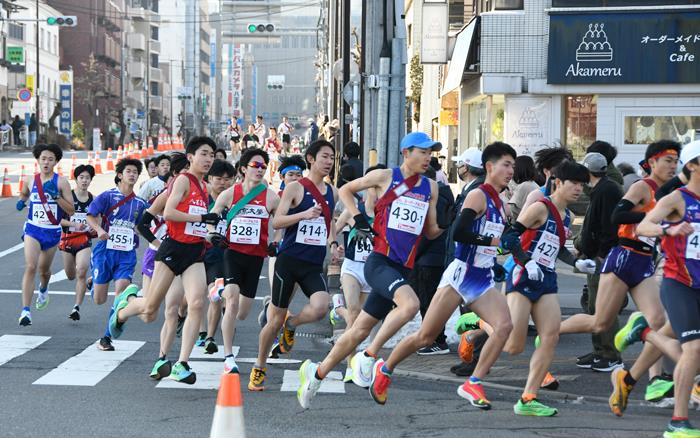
[566,23,622,78]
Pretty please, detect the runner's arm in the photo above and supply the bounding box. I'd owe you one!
[611,181,648,225]
[338,169,391,218]
[163,175,200,223]
[57,176,75,216]
[137,210,158,244]
[271,182,317,229]
[453,189,498,246]
[423,179,444,240]
[517,188,544,221]
[638,191,689,237]
[335,209,353,232]
[655,174,686,201]
[86,214,107,240]
[501,202,547,265]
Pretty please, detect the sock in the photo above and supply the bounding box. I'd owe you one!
[198,331,206,338]
[39,284,47,293]
[477,319,485,330]
[159,355,166,361]
[22,306,30,312]
[73,305,80,311]
[623,371,637,387]
[380,363,393,375]
[671,417,688,423]
[364,350,377,359]
[641,327,651,342]
[315,368,326,381]
[225,354,234,359]
[522,393,537,403]
[469,376,481,384]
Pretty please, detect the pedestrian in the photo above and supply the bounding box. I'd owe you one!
[587,140,624,186]
[16,144,75,326]
[295,132,444,409]
[11,115,22,145]
[338,141,363,188]
[214,148,228,161]
[305,117,319,145]
[29,113,38,147]
[618,162,641,192]
[430,156,449,185]
[508,156,540,219]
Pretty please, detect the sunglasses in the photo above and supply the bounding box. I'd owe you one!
[248,162,267,169]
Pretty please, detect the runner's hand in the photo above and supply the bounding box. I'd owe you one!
[524,260,544,282]
[16,199,26,211]
[97,229,108,241]
[575,259,597,275]
[207,232,227,248]
[43,180,59,200]
[200,212,221,225]
[667,222,694,237]
[492,263,506,283]
[267,242,279,257]
[352,214,376,246]
[302,203,322,220]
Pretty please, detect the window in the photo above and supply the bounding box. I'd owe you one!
[150,81,159,96]
[552,0,699,6]
[565,96,598,159]
[624,115,700,145]
[475,0,524,13]
[200,50,209,64]
[150,53,159,68]
[53,34,57,54]
[9,23,24,41]
[151,0,158,12]
[151,25,158,41]
[40,29,45,50]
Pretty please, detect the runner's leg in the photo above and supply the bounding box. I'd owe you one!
[522,294,560,397]
[502,292,534,356]
[74,248,91,306]
[36,246,57,291]
[160,278,185,357]
[21,236,42,307]
[469,289,513,380]
[317,311,381,376]
[177,263,207,363]
[62,251,77,281]
[363,286,420,356]
[118,261,175,323]
[559,273,626,335]
[222,284,241,356]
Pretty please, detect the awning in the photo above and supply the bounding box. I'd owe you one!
[441,17,479,96]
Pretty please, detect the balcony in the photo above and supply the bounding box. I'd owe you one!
[95,33,120,65]
[149,95,162,109]
[150,67,162,82]
[128,33,146,52]
[128,61,146,80]
[149,39,161,54]
[127,6,146,20]
[128,90,146,103]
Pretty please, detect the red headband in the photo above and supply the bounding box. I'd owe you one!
[649,149,678,161]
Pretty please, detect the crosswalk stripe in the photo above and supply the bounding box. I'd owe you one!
[0,335,51,366]
[280,370,345,394]
[156,361,223,390]
[0,243,23,259]
[49,270,67,284]
[33,340,145,387]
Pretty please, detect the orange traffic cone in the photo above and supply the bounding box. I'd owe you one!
[94,152,103,175]
[17,165,25,195]
[106,148,115,171]
[148,137,154,156]
[116,146,123,162]
[88,151,94,167]
[69,153,77,180]
[209,373,245,438]
[1,168,13,197]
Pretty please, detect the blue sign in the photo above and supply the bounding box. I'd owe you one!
[547,12,700,84]
[210,37,216,79]
[59,84,72,137]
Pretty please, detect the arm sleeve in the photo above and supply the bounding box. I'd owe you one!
[656,176,684,200]
[611,199,645,225]
[453,208,495,246]
[136,210,157,243]
[501,221,531,265]
[557,246,577,266]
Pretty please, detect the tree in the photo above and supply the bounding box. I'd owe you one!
[409,55,423,124]
[71,120,85,146]
[74,54,109,150]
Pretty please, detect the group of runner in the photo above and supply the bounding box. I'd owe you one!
[13,133,700,438]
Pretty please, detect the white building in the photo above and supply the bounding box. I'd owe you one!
[158,0,187,135]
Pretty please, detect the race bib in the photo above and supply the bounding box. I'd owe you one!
[107,225,134,251]
[229,217,261,245]
[685,224,700,260]
[247,141,256,148]
[387,197,429,236]
[69,212,88,232]
[530,231,560,269]
[215,218,228,236]
[185,205,208,237]
[296,217,327,246]
[474,221,505,268]
[638,234,656,247]
[31,202,58,226]
[354,238,373,262]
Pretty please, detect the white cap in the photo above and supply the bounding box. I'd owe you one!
[451,147,483,168]
[680,140,700,166]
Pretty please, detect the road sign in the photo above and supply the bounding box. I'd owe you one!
[17,88,32,102]
[6,47,24,64]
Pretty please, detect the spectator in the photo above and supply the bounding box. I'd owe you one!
[618,162,641,192]
[430,156,449,185]
[11,115,22,145]
[305,118,319,144]
[29,113,37,147]
[508,155,540,219]
[339,141,363,187]
[587,140,623,186]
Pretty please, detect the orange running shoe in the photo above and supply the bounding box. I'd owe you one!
[609,367,633,417]
[369,359,392,405]
[458,332,475,363]
[541,371,560,391]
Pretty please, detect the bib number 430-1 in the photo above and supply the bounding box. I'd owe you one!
[686,224,700,260]
[387,197,429,236]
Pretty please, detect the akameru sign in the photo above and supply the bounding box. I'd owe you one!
[547,11,700,84]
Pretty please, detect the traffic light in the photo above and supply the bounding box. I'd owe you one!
[267,83,283,90]
[47,16,77,26]
[247,23,275,33]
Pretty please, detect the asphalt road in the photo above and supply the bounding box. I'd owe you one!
[0,151,696,438]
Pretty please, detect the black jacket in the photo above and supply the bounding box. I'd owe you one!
[416,182,455,267]
[339,158,363,188]
[579,176,624,259]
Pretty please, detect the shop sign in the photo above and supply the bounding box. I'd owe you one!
[505,97,552,157]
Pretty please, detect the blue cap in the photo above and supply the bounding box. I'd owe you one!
[399,132,442,152]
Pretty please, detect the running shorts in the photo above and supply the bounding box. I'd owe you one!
[91,241,137,285]
[59,232,91,256]
[223,249,264,299]
[272,252,327,308]
[438,259,494,305]
[141,247,157,277]
[362,253,411,321]
[155,238,206,276]
[601,246,655,289]
[660,277,700,344]
[506,266,557,302]
[23,222,61,251]
[282,134,291,144]
[341,258,371,294]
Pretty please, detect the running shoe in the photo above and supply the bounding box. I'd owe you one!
[451,361,477,377]
[645,374,674,402]
[297,360,322,409]
[343,367,353,383]
[534,335,540,349]
[257,296,271,327]
[269,339,281,359]
[204,337,218,354]
[457,380,491,410]
[279,315,296,353]
[458,333,475,363]
[609,367,633,417]
[418,341,450,356]
[455,312,481,335]
[169,361,196,384]
[690,379,700,406]
[664,420,700,438]
[18,309,32,327]
[97,336,114,351]
[329,307,343,327]
[541,372,559,391]
[176,314,186,337]
[68,306,80,321]
[108,284,139,339]
[576,352,595,369]
[196,332,207,347]
[149,358,172,380]
[592,357,623,372]
[350,351,376,388]
[35,285,50,311]
[248,366,266,391]
[514,398,558,416]
[224,355,239,374]
[369,359,392,405]
[615,311,648,353]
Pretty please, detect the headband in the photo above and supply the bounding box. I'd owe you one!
[649,149,678,161]
[280,165,303,176]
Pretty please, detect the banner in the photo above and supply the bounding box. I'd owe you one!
[59,70,73,138]
[232,44,243,119]
[504,97,552,157]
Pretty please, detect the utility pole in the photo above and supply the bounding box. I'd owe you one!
[145,23,150,143]
[340,0,350,152]
[35,0,39,123]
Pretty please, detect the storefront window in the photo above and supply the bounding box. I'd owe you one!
[565,95,597,159]
[624,116,700,145]
[467,99,488,149]
[491,97,504,143]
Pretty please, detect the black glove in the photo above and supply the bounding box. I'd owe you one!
[208,232,227,248]
[492,263,507,283]
[352,214,376,246]
[201,212,221,225]
[267,242,279,257]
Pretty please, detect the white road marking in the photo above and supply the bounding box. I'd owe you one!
[0,335,50,366]
[236,357,301,365]
[0,243,23,259]
[33,340,145,386]
[280,369,345,393]
[0,289,107,296]
[49,270,67,284]
[156,361,223,390]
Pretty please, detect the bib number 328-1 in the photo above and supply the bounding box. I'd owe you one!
[229,217,261,245]
[387,197,429,236]
[296,217,327,246]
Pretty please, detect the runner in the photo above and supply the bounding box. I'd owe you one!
[345,143,516,410]
[208,148,280,374]
[559,141,681,404]
[495,161,597,416]
[59,164,95,321]
[249,140,339,391]
[264,127,282,184]
[215,148,228,162]
[277,116,293,154]
[296,132,444,408]
[634,139,700,438]
[16,143,75,326]
[86,158,148,351]
[227,119,242,162]
[254,115,267,140]
[242,125,260,150]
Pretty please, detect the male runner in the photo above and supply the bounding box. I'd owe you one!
[249,140,338,391]
[296,132,443,408]
[278,116,293,153]
[108,137,220,383]
[60,164,95,321]
[634,139,700,438]
[498,161,597,416]
[361,142,517,409]
[16,144,74,326]
[209,148,280,374]
[264,127,282,184]
[86,159,148,351]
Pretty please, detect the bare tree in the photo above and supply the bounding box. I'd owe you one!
[75,54,108,150]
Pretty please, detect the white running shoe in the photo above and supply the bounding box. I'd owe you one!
[343,366,353,383]
[209,278,224,303]
[223,355,239,374]
[297,359,322,409]
[350,351,375,388]
[35,286,50,311]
